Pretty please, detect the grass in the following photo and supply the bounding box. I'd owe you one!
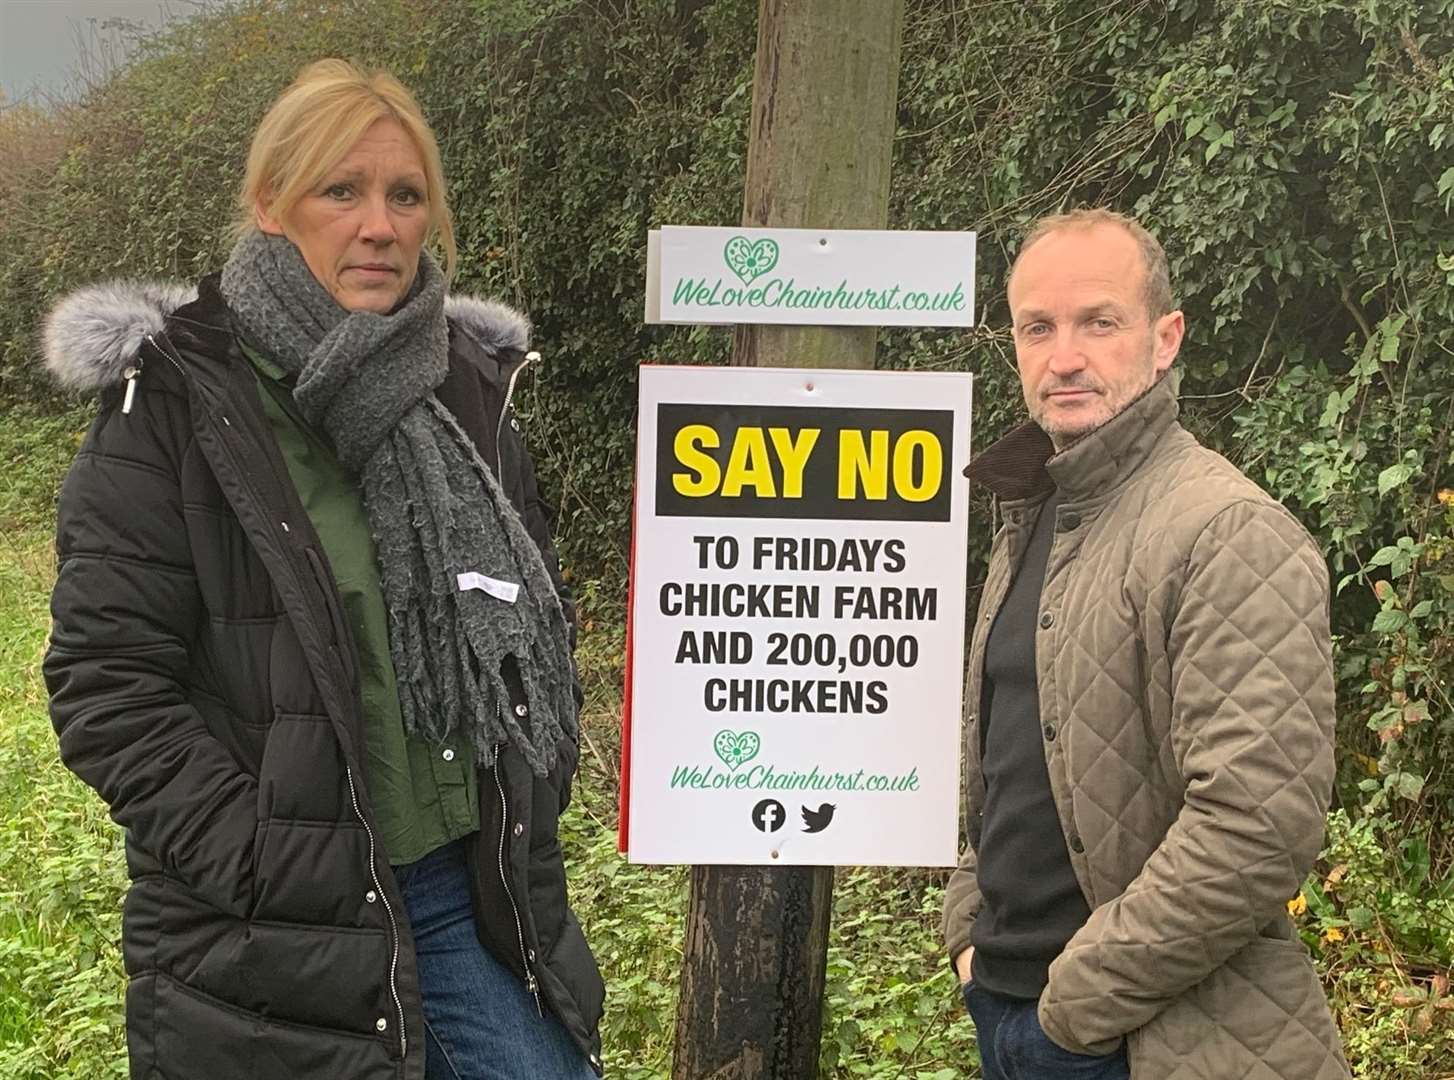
[0,405,129,1079]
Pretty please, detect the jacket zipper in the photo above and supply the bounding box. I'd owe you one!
[493,727,543,1016]
[495,350,539,448]
[123,331,191,415]
[121,357,143,414]
[150,330,410,1062]
[203,382,412,1056]
[348,766,407,1059]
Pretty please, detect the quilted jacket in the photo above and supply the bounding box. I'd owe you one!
[943,374,1350,1079]
[42,277,605,1078]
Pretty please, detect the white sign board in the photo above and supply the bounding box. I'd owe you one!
[622,365,973,866]
[645,226,976,327]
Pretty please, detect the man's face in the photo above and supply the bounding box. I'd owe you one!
[1008,223,1183,447]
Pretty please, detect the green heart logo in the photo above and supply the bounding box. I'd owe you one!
[713,729,761,772]
[723,236,780,285]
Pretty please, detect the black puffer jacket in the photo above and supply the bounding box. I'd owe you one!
[42,276,605,1079]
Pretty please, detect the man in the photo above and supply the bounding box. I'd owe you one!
[943,209,1350,1079]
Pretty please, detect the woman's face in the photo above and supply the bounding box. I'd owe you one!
[256,117,430,314]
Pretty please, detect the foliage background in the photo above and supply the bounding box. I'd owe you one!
[1,0,1451,1075]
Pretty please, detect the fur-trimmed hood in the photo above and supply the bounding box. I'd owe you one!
[42,279,532,393]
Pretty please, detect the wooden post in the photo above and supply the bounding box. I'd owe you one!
[672,2,905,1077]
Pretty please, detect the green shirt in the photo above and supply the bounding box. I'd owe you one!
[244,344,478,865]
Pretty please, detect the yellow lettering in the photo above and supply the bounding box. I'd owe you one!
[893,430,942,502]
[837,430,889,500]
[672,424,721,496]
[768,428,819,498]
[721,428,776,497]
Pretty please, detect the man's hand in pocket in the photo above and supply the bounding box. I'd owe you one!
[954,946,975,985]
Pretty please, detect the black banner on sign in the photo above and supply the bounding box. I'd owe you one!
[655,403,954,521]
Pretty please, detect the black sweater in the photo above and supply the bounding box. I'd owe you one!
[970,493,1092,999]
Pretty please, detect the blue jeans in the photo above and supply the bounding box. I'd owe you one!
[395,839,595,1080]
[963,981,1130,1080]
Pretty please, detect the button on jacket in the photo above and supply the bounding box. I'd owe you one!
[943,375,1349,1079]
[42,277,605,1079]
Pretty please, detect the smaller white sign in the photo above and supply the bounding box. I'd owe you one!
[645,226,976,328]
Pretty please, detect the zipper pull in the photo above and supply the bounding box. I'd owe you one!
[525,972,543,1017]
[121,364,141,414]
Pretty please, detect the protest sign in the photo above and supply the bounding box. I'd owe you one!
[622,365,972,866]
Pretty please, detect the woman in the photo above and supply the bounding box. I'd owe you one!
[42,60,604,1079]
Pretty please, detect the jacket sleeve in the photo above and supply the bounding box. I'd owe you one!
[516,435,578,658]
[943,523,1008,972]
[508,423,579,664]
[942,843,982,969]
[503,417,583,814]
[1038,499,1336,1055]
[43,389,259,918]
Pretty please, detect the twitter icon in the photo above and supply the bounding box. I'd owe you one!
[800,803,836,833]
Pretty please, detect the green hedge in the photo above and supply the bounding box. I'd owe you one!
[12,0,1453,809]
[1,1,1451,1071]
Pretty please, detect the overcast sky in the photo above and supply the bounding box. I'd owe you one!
[0,0,202,104]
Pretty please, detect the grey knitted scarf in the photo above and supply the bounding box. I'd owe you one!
[221,230,575,776]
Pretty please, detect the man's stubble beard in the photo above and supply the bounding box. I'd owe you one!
[1033,347,1163,452]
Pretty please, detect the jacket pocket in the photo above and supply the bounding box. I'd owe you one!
[540,908,606,1041]
[552,733,580,817]
[251,711,358,922]
[153,972,396,1080]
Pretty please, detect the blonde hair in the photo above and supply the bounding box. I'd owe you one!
[235,59,457,279]
[1010,208,1172,320]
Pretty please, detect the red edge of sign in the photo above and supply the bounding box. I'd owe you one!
[617,480,639,855]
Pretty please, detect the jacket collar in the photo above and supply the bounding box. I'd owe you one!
[966,373,1180,503]
[42,274,531,393]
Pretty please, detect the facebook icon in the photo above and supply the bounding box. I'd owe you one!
[751,798,786,833]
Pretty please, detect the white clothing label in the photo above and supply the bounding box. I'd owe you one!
[457,572,520,604]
